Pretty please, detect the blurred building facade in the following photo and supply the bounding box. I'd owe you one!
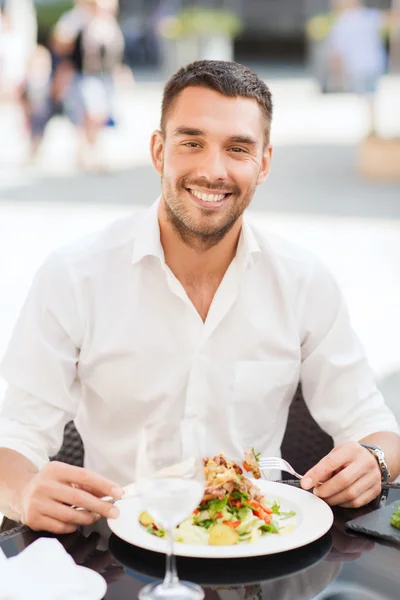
[32,0,394,66]
[117,0,393,63]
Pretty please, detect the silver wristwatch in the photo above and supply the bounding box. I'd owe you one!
[360,443,391,482]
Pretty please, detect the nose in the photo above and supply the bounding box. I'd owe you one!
[194,147,228,183]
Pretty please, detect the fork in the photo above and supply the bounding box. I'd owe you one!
[258,457,322,485]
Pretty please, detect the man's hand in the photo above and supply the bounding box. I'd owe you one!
[300,441,382,508]
[12,461,124,534]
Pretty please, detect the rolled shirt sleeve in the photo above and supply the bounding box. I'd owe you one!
[299,259,400,446]
[0,252,84,470]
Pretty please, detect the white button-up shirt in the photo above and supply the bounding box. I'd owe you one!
[0,201,398,485]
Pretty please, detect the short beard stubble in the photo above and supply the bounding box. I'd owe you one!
[162,174,256,253]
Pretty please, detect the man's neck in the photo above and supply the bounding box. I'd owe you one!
[158,201,242,283]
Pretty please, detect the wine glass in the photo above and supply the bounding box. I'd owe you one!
[136,420,205,600]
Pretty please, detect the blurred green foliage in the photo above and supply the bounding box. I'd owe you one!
[36,0,73,34]
[159,7,243,40]
[306,13,336,42]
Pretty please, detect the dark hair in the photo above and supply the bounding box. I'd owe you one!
[161,60,273,145]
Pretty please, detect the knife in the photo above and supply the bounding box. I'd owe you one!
[277,479,400,490]
[382,481,400,490]
[73,482,138,511]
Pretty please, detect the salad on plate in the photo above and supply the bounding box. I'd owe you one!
[390,504,400,529]
[139,452,296,546]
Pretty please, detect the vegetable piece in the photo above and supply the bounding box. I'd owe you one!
[146,524,165,537]
[260,523,279,534]
[223,520,241,528]
[279,511,296,520]
[270,501,281,514]
[254,509,271,524]
[139,511,154,527]
[196,519,216,529]
[204,497,228,514]
[390,505,400,529]
[231,490,250,501]
[243,447,262,479]
[209,523,239,546]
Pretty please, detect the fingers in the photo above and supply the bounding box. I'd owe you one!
[40,500,102,527]
[311,460,366,500]
[300,441,382,508]
[19,464,124,533]
[48,481,120,519]
[315,473,382,508]
[338,481,383,509]
[301,442,380,494]
[301,443,357,490]
[28,515,78,535]
[47,462,123,499]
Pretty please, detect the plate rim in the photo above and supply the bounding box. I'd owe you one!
[108,480,334,559]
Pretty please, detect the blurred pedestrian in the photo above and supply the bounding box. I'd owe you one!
[23,44,54,162]
[27,0,125,170]
[327,0,389,136]
[0,0,37,105]
[53,0,125,170]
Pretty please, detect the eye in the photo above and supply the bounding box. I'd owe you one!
[229,147,246,153]
[184,142,201,148]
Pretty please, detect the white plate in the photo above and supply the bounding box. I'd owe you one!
[77,566,107,600]
[108,480,333,559]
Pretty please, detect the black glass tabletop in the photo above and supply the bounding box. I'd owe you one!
[1,487,400,600]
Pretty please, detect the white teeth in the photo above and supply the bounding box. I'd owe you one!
[190,189,226,203]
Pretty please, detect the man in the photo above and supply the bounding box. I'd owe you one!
[0,60,399,535]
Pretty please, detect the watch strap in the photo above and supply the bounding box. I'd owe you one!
[359,443,391,482]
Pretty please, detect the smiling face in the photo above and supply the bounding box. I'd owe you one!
[151,86,272,248]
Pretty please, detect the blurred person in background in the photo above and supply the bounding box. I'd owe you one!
[23,44,54,163]
[0,0,37,108]
[326,0,390,136]
[26,0,125,170]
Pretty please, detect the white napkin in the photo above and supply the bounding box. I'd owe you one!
[0,538,105,599]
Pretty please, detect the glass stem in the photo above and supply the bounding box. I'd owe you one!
[163,527,179,587]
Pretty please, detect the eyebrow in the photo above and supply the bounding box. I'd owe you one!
[228,135,258,146]
[173,127,204,136]
[173,127,258,146]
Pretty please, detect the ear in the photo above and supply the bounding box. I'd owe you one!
[150,130,164,175]
[257,145,273,186]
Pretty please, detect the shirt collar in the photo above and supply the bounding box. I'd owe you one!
[131,200,261,267]
[131,198,164,265]
[236,215,262,269]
